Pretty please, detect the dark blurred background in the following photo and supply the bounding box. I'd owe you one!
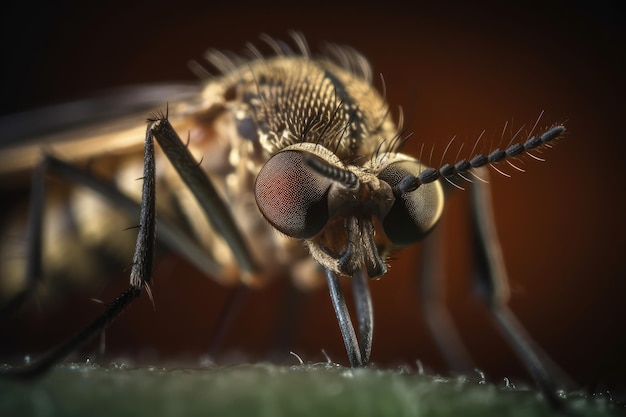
[1,0,624,399]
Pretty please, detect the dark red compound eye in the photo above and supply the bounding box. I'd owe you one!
[378,160,444,246]
[255,150,334,239]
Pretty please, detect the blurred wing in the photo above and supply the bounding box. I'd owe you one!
[0,83,202,181]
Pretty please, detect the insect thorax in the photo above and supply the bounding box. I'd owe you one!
[211,54,399,161]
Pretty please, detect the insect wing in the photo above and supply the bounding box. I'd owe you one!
[0,83,202,183]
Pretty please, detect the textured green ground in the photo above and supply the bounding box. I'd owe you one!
[0,362,621,417]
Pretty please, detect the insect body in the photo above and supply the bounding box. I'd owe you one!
[0,33,568,409]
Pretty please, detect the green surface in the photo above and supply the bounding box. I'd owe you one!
[0,362,621,417]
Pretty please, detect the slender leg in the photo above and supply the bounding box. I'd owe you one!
[0,161,46,319]
[1,120,158,378]
[149,113,258,277]
[469,167,567,410]
[44,154,224,278]
[268,282,305,362]
[206,284,250,360]
[418,215,475,375]
[0,152,223,320]
[325,268,363,367]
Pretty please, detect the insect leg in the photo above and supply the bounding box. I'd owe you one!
[469,167,566,410]
[147,112,258,278]
[1,149,218,320]
[418,216,475,375]
[0,160,46,319]
[206,284,250,359]
[269,282,306,362]
[47,154,223,277]
[1,122,159,378]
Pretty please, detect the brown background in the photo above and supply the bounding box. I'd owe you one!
[1,0,624,399]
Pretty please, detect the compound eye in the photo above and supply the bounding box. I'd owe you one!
[378,160,444,246]
[255,150,333,239]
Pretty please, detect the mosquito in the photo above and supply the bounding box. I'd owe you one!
[0,32,568,410]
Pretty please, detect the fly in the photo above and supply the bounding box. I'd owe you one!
[0,32,569,410]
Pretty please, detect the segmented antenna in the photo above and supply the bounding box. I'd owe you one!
[396,125,565,194]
